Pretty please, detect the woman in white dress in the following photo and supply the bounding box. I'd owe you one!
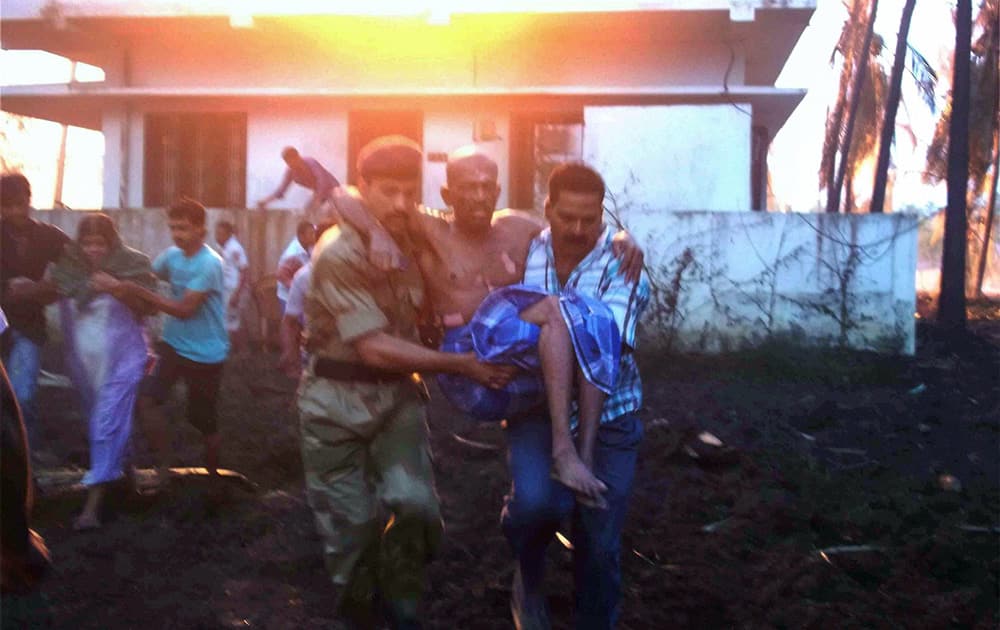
[50,214,155,530]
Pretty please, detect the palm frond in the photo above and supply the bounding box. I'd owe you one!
[972,0,999,54]
[924,102,950,185]
[905,43,938,112]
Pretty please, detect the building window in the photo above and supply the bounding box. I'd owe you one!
[144,112,246,208]
[510,112,583,210]
[531,123,584,211]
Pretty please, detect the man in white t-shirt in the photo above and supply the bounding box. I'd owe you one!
[277,220,332,379]
[278,262,310,379]
[214,220,249,353]
[275,220,316,312]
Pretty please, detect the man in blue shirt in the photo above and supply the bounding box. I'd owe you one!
[505,163,650,630]
[93,198,229,487]
[256,146,340,220]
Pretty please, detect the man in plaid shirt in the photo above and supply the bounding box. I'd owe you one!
[504,162,650,630]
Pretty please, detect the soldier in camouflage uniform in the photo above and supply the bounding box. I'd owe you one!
[298,136,514,628]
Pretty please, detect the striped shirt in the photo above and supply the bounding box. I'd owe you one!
[523,225,650,424]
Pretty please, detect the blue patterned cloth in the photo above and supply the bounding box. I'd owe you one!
[436,284,620,421]
[437,323,543,422]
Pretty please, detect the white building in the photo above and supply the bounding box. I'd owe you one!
[5,1,921,354]
[1,0,814,212]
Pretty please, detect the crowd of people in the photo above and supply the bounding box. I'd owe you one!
[0,137,650,629]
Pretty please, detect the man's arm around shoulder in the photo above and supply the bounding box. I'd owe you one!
[492,208,546,233]
[332,186,450,271]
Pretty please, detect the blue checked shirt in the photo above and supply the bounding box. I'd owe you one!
[523,225,651,424]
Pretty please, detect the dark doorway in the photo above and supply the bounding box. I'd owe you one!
[509,111,583,210]
[347,110,423,187]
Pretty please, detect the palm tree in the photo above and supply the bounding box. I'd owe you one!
[841,48,886,213]
[870,0,918,214]
[821,0,885,213]
[971,0,999,295]
[926,3,999,199]
[870,41,937,214]
[925,0,999,295]
[978,140,999,295]
[939,0,973,329]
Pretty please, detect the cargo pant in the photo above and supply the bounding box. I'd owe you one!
[297,373,443,620]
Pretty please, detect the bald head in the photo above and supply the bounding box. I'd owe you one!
[445,146,498,186]
[441,146,501,237]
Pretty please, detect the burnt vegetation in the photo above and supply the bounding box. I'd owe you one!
[22,317,1000,629]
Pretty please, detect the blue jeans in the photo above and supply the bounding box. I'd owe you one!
[501,412,643,630]
[2,329,42,451]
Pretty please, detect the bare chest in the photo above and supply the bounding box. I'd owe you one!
[425,235,527,294]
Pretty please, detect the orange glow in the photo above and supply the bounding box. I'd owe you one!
[231,1,648,18]
[284,12,533,52]
[275,12,537,84]
[232,0,457,18]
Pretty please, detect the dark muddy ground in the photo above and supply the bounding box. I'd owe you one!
[11,313,1000,629]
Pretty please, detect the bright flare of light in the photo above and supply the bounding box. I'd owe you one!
[0,50,105,85]
[234,0,455,18]
[426,6,451,25]
[283,10,532,69]
[229,12,254,29]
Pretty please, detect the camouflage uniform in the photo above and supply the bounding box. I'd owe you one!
[298,224,442,619]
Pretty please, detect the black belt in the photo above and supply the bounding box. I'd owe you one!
[313,357,409,383]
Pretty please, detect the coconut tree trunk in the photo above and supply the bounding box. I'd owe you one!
[823,105,844,213]
[939,0,973,328]
[871,0,917,214]
[829,0,879,214]
[975,130,1000,295]
[845,169,856,213]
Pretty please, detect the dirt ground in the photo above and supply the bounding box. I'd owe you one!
[11,310,1000,629]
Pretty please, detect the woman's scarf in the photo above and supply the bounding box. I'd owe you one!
[50,239,157,307]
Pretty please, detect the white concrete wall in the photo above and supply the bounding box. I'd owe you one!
[126,108,144,208]
[35,206,918,354]
[583,105,915,352]
[101,107,124,208]
[584,104,753,212]
[625,211,918,354]
[246,103,349,210]
[100,105,144,208]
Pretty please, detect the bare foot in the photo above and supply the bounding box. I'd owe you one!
[73,513,101,531]
[551,448,607,505]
